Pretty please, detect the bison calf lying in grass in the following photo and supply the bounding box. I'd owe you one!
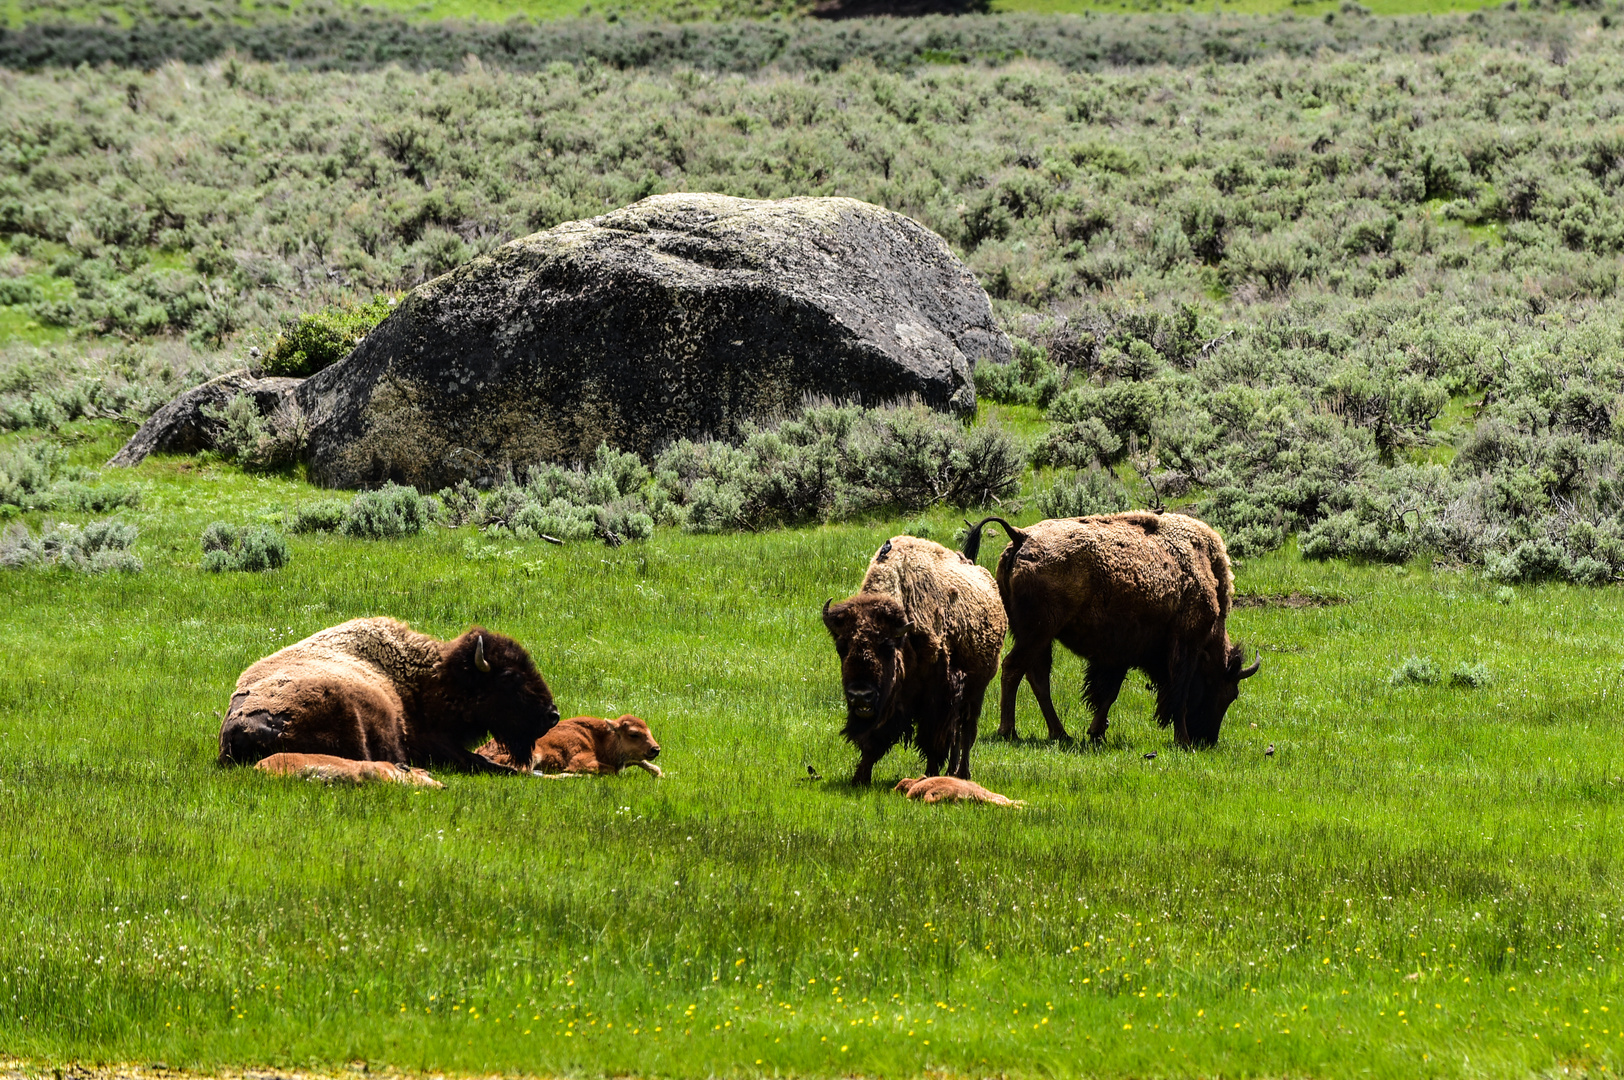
[964,512,1258,748]
[893,776,1023,806]
[478,714,663,776]
[219,617,560,773]
[255,752,444,788]
[823,535,1006,784]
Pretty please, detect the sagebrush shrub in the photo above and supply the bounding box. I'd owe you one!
[1035,466,1131,519]
[1389,656,1441,687]
[342,483,426,539]
[2,518,141,572]
[201,522,289,572]
[205,395,305,469]
[290,499,350,534]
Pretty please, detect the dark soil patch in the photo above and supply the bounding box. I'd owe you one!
[812,0,986,18]
[1233,592,1351,609]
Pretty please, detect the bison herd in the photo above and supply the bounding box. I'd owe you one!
[216,511,1257,798]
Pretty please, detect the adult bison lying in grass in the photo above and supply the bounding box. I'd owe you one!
[823,535,1006,784]
[964,512,1258,747]
[218,617,560,773]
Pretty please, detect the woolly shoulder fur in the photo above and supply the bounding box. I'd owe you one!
[234,616,443,698]
[860,535,1007,675]
[1014,512,1233,617]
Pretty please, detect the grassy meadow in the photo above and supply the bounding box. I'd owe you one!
[0,424,1622,1078]
[6,4,1624,1076]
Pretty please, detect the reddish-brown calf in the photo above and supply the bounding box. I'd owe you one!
[478,715,662,776]
[893,775,1023,805]
[255,752,445,788]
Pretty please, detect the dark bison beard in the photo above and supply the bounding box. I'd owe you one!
[841,676,917,755]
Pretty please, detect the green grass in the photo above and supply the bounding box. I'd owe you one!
[0,306,68,348]
[2,422,1624,1077]
[0,261,73,349]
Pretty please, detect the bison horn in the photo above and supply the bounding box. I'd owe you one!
[1238,655,1261,680]
[822,599,834,621]
[475,635,491,672]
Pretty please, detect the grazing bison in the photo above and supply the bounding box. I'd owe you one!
[255,752,445,788]
[822,535,1006,784]
[963,512,1259,747]
[218,617,560,773]
[893,775,1024,806]
[478,714,663,777]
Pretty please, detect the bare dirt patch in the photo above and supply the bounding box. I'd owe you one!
[1233,592,1351,609]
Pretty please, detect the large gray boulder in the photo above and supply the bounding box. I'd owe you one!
[296,193,1006,489]
[112,194,1009,487]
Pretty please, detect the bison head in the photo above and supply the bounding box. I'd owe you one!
[608,714,661,765]
[1186,639,1260,745]
[447,627,561,761]
[822,594,923,730]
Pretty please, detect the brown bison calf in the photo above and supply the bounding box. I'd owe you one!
[478,715,662,776]
[218,617,560,773]
[255,752,445,788]
[823,535,1007,785]
[964,512,1259,748]
[894,776,1024,805]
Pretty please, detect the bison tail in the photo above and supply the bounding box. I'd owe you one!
[962,516,1025,563]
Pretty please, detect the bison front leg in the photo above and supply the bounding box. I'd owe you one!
[953,679,988,780]
[851,750,886,786]
[423,742,529,775]
[1082,663,1128,743]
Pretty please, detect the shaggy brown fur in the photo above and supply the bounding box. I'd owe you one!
[893,775,1024,805]
[218,617,560,773]
[254,752,445,788]
[964,513,1259,747]
[477,714,662,776]
[823,535,1007,784]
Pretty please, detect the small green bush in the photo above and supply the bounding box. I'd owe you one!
[1035,466,1131,519]
[341,483,426,539]
[1389,655,1441,687]
[290,499,350,534]
[1,519,141,573]
[204,395,307,469]
[1448,661,1492,689]
[201,522,289,572]
[263,296,397,378]
[1485,539,1571,584]
[1,443,142,515]
[974,339,1066,408]
[513,498,597,542]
